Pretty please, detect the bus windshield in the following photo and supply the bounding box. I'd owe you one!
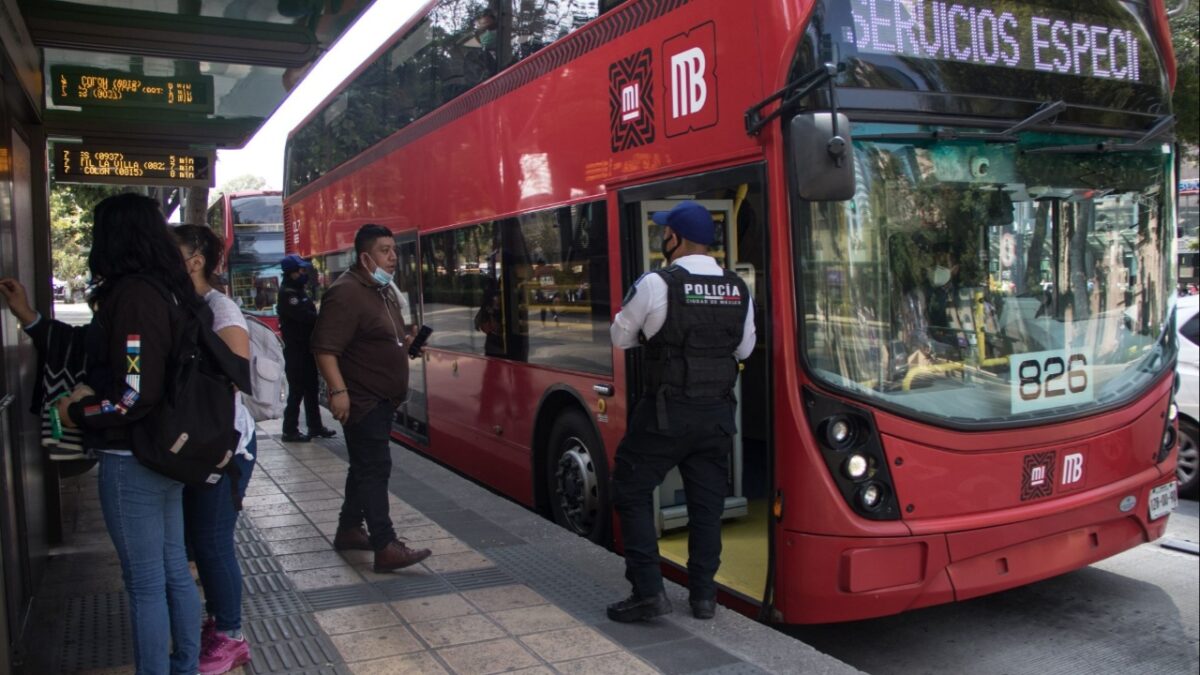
[798,124,1176,427]
[228,195,284,316]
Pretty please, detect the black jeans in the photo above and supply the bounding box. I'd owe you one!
[612,397,733,601]
[282,349,323,434]
[337,400,396,550]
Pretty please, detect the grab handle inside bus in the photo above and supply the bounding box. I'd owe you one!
[790,112,856,201]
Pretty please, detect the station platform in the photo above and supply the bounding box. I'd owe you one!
[17,418,860,675]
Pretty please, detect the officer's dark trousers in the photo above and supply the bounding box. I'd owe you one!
[337,400,396,550]
[612,397,733,601]
[283,348,322,434]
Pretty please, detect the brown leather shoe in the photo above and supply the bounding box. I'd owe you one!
[333,526,372,551]
[373,540,432,572]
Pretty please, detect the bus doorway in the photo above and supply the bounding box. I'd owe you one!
[619,165,772,602]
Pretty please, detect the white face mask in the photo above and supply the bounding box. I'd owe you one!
[928,266,952,288]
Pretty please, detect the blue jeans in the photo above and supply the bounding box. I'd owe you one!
[183,435,256,633]
[98,452,201,675]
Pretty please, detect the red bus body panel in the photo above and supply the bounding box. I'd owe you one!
[285,0,1180,624]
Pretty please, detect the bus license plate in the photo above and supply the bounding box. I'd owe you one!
[1148,482,1178,521]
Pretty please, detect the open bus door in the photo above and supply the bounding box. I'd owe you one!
[393,231,430,442]
[618,165,773,606]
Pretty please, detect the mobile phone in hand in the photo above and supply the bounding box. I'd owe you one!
[409,325,433,358]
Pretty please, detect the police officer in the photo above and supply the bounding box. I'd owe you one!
[277,254,337,442]
[607,200,755,623]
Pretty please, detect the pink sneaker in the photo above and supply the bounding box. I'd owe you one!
[199,631,251,675]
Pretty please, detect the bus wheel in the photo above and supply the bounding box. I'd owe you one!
[547,410,610,543]
[1177,417,1198,500]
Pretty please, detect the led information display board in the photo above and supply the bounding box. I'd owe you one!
[50,65,215,113]
[843,0,1148,83]
[54,144,214,188]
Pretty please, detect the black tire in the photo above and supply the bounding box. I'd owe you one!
[1177,417,1199,500]
[546,409,611,543]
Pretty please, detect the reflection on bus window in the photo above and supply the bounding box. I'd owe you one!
[422,222,503,357]
[513,201,611,375]
[799,125,1174,425]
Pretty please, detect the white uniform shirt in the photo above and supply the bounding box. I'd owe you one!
[610,255,756,360]
[205,290,256,459]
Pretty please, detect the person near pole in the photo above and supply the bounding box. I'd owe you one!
[276,254,336,442]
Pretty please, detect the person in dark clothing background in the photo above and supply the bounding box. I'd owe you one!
[606,201,755,623]
[277,254,336,442]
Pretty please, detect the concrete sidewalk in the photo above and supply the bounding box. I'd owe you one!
[20,421,860,675]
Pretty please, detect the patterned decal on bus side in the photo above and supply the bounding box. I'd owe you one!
[610,49,656,152]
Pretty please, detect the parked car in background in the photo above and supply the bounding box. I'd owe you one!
[1176,294,1199,499]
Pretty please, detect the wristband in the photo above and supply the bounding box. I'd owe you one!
[329,388,348,397]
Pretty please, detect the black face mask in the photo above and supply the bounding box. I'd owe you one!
[660,232,680,261]
[287,272,308,287]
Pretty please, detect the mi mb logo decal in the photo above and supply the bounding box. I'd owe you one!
[610,49,655,152]
[664,22,718,138]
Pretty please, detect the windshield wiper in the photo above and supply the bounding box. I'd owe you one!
[856,100,1067,143]
[1023,115,1175,155]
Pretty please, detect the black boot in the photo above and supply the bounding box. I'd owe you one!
[690,597,716,620]
[280,431,311,443]
[606,591,672,623]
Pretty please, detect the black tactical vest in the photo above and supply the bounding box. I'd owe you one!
[643,265,750,401]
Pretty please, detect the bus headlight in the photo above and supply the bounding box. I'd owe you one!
[859,482,885,510]
[844,453,870,480]
[825,415,856,450]
[1168,402,1178,422]
[1163,426,1176,451]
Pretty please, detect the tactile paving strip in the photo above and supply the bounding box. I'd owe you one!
[241,556,284,576]
[301,584,384,611]
[244,617,343,675]
[372,575,454,601]
[443,566,517,591]
[484,545,616,620]
[243,571,295,596]
[243,588,310,619]
[238,540,276,560]
[59,591,134,672]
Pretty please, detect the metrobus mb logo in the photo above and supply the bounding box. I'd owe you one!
[663,22,718,138]
[609,49,655,152]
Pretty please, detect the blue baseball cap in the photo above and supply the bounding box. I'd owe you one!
[280,254,312,273]
[652,201,715,245]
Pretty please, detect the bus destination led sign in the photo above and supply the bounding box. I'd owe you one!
[846,1,1145,83]
[54,145,213,188]
[51,66,214,113]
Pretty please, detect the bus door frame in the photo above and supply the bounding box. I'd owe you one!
[392,229,430,443]
[615,162,775,605]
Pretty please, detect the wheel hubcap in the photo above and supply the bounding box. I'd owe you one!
[1177,432,1198,487]
[555,437,599,535]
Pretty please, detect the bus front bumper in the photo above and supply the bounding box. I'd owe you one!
[777,466,1175,624]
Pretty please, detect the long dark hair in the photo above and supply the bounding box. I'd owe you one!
[172,223,225,289]
[87,193,201,309]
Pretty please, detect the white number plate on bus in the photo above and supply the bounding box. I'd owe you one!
[1148,482,1178,521]
[1010,348,1095,414]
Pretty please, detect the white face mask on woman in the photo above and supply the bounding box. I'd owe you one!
[928,266,952,288]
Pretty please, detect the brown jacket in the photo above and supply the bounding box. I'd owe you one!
[311,267,409,425]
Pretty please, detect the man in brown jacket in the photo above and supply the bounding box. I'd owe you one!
[312,224,431,572]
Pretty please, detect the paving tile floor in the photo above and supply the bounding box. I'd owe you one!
[16,418,857,675]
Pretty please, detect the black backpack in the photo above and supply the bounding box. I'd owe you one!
[129,278,252,490]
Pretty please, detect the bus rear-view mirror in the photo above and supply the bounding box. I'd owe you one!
[790,113,855,202]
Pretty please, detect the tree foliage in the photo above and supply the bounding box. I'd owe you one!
[210,174,269,205]
[1171,2,1199,149]
[50,184,128,282]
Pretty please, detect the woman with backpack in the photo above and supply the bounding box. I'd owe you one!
[53,193,204,675]
[172,224,256,675]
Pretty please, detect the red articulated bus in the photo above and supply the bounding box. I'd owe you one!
[284,0,1183,623]
[207,190,287,331]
